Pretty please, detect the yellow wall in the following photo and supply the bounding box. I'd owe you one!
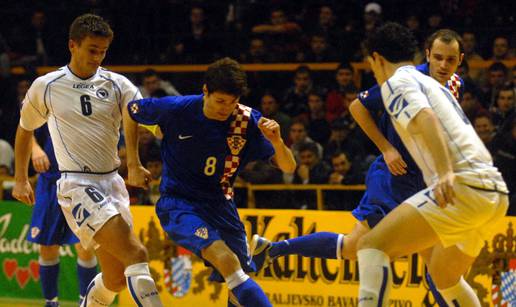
[119,207,515,306]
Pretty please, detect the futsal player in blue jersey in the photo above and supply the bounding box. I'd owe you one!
[28,125,97,306]
[125,57,296,307]
[250,29,465,306]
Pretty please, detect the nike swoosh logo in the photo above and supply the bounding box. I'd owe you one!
[178,134,193,140]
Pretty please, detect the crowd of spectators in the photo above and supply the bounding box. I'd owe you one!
[0,1,514,213]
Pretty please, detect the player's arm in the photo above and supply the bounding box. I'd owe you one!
[13,79,47,205]
[258,117,296,174]
[349,98,407,175]
[31,136,50,173]
[122,100,151,189]
[408,109,454,208]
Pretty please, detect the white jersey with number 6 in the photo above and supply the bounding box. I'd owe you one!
[19,66,141,173]
[381,65,507,193]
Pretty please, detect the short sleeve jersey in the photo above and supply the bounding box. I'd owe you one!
[19,66,141,173]
[128,95,275,201]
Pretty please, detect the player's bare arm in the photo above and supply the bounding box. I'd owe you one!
[31,136,50,173]
[408,108,455,208]
[13,125,36,205]
[122,103,152,189]
[349,98,407,176]
[258,117,296,173]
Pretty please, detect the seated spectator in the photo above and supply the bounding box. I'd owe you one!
[490,85,515,129]
[251,8,302,61]
[287,120,323,161]
[139,69,180,98]
[292,142,332,209]
[307,91,331,145]
[492,119,516,215]
[238,160,287,208]
[483,62,509,108]
[282,65,315,121]
[326,63,356,122]
[260,92,291,140]
[138,126,160,165]
[325,151,365,210]
[491,36,512,61]
[297,33,338,63]
[240,38,273,63]
[473,112,497,154]
[310,5,343,52]
[324,118,365,162]
[0,139,14,175]
[462,31,484,81]
[460,89,487,122]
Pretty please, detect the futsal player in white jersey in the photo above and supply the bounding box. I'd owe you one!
[12,14,163,307]
[355,22,509,307]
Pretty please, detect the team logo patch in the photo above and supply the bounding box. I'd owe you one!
[95,88,109,99]
[359,90,369,99]
[30,227,40,239]
[227,135,246,155]
[130,103,139,114]
[194,227,209,239]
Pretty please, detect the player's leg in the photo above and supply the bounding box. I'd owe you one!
[93,215,162,307]
[356,203,440,307]
[39,245,61,306]
[201,240,271,307]
[428,245,478,306]
[75,243,97,303]
[419,248,448,307]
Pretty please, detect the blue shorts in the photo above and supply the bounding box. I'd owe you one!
[156,194,255,282]
[27,175,79,245]
[352,157,424,228]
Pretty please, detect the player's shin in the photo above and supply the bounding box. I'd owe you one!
[438,277,481,307]
[77,257,98,301]
[39,257,60,304]
[124,262,163,307]
[81,273,117,307]
[357,249,392,307]
[270,232,342,259]
[226,269,272,307]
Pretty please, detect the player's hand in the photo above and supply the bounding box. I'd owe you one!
[127,165,152,190]
[31,146,50,173]
[434,172,455,208]
[382,146,407,176]
[258,117,282,145]
[12,180,35,206]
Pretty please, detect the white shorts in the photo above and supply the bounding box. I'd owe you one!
[405,182,508,257]
[57,171,132,249]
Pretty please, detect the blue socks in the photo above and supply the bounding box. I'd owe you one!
[77,258,98,299]
[39,257,60,302]
[426,272,448,307]
[226,269,271,307]
[269,232,342,259]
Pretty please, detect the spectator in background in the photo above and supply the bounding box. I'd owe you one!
[491,36,511,61]
[282,65,314,121]
[326,63,355,122]
[324,118,365,162]
[139,69,180,98]
[460,89,486,122]
[405,14,423,45]
[297,33,339,63]
[138,126,160,166]
[363,2,382,35]
[462,31,484,81]
[425,11,444,38]
[311,5,342,52]
[325,151,364,210]
[307,91,331,145]
[240,38,272,63]
[0,139,14,175]
[167,5,219,64]
[473,112,497,153]
[260,92,291,140]
[287,120,323,161]
[252,8,302,62]
[490,85,515,129]
[492,119,516,215]
[483,62,509,108]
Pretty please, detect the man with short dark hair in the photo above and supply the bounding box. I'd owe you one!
[126,57,296,307]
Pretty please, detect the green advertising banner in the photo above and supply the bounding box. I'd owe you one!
[0,201,79,302]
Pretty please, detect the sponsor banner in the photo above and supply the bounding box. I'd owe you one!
[120,207,516,307]
[0,201,79,301]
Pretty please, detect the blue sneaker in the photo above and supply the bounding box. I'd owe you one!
[250,234,274,272]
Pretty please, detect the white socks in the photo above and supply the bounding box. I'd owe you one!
[124,263,163,307]
[357,249,391,307]
[225,269,250,290]
[81,273,116,307]
[438,277,481,307]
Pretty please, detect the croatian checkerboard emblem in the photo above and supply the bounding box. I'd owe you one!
[227,135,246,155]
[194,227,209,239]
[130,103,139,114]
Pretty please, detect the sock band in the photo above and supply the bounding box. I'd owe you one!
[336,234,344,259]
[225,269,250,290]
[78,257,98,268]
[39,257,59,266]
[124,263,151,277]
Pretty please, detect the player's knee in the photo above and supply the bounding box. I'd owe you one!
[202,243,240,276]
[75,243,96,261]
[126,244,149,264]
[39,245,60,260]
[356,234,388,255]
[427,265,462,289]
[103,274,127,293]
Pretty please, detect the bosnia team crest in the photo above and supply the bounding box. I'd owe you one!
[227,135,246,155]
